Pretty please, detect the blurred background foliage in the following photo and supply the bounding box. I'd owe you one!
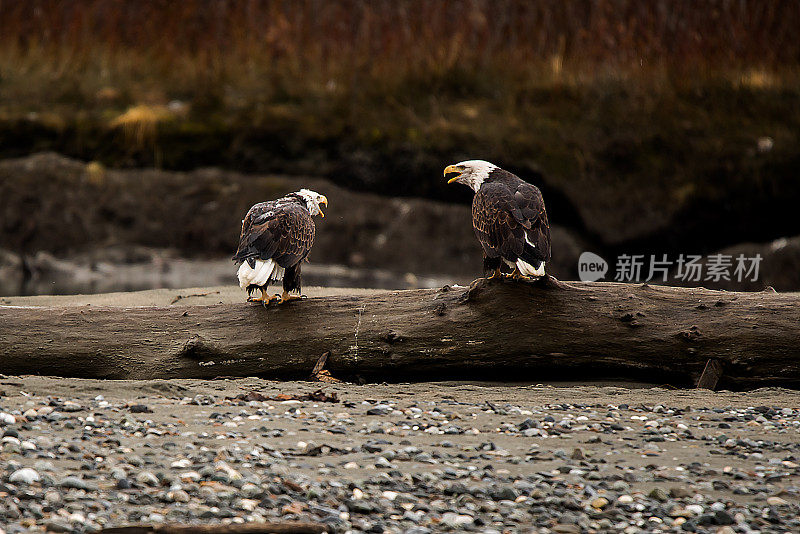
[1,0,799,292]
[1,1,797,182]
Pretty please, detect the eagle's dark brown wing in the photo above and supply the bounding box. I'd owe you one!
[232,200,315,268]
[513,182,551,262]
[472,181,550,265]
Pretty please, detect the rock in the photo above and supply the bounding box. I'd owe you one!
[489,486,518,501]
[345,499,379,514]
[33,460,54,472]
[8,468,39,484]
[669,487,693,498]
[44,519,72,533]
[366,405,391,416]
[441,512,474,528]
[518,418,536,430]
[591,497,609,509]
[611,481,630,492]
[714,510,735,525]
[767,496,788,506]
[552,524,581,534]
[135,471,160,487]
[192,394,216,405]
[60,476,92,490]
[648,487,669,502]
[168,490,190,503]
[62,401,83,412]
[374,457,394,469]
[696,514,716,527]
[361,442,383,453]
[685,504,704,516]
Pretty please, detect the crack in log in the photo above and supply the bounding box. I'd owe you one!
[352,304,365,361]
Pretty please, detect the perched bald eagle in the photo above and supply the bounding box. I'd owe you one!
[445,160,550,279]
[233,189,327,305]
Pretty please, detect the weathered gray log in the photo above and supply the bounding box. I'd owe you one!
[1,278,799,387]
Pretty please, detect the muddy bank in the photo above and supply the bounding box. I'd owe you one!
[0,153,584,287]
[3,153,799,295]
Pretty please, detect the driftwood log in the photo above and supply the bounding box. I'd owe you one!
[1,278,798,388]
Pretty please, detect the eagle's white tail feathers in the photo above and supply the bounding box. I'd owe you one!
[516,259,546,277]
[237,259,285,289]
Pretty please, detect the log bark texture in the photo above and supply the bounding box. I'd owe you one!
[1,279,798,387]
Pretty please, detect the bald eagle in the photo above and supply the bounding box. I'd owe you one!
[445,160,550,279]
[233,189,327,305]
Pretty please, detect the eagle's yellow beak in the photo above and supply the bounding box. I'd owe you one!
[444,165,462,184]
[319,196,328,217]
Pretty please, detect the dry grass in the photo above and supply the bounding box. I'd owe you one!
[0,0,797,111]
[109,105,172,147]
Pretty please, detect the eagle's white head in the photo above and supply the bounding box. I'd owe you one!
[296,189,328,217]
[444,160,498,192]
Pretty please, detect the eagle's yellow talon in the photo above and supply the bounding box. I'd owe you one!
[247,288,282,305]
[277,291,305,304]
[486,268,503,281]
[248,288,269,303]
[510,267,533,281]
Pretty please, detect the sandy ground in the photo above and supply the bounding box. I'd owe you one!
[0,376,798,532]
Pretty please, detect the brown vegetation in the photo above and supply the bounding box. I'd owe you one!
[2,1,797,83]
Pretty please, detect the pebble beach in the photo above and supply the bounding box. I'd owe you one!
[0,377,798,533]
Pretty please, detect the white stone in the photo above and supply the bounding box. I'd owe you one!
[9,468,40,484]
[685,504,704,515]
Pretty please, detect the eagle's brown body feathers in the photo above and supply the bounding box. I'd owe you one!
[233,193,316,297]
[445,160,551,278]
[472,169,551,276]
